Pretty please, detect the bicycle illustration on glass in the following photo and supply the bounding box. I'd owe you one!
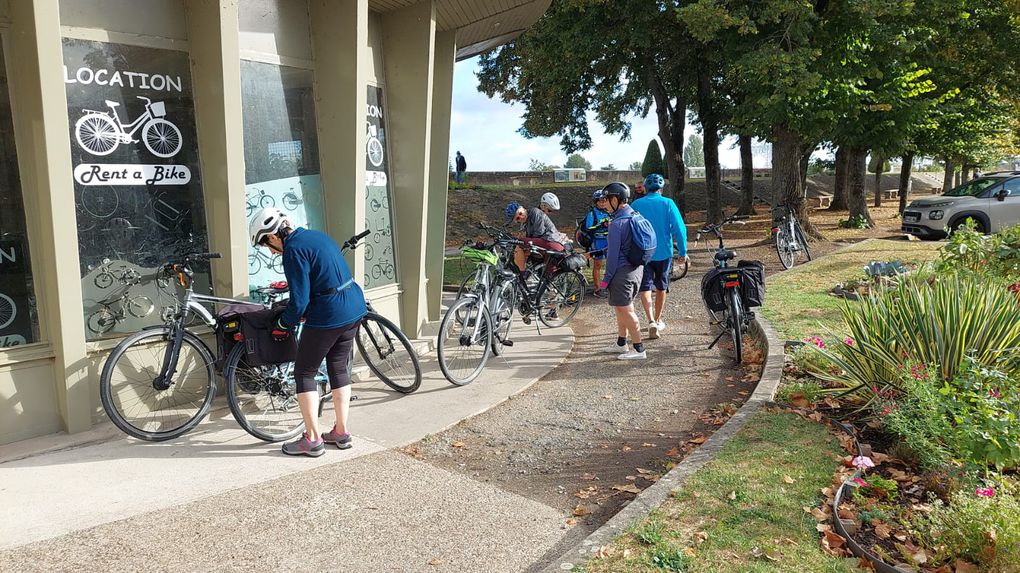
[75,96,183,158]
[87,290,155,336]
[246,187,302,216]
[248,247,283,275]
[0,292,16,330]
[366,122,384,167]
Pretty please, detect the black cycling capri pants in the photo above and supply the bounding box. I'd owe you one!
[294,319,361,394]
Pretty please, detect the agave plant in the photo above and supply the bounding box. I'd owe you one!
[810,272,1020,399]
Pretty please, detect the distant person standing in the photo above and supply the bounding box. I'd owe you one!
[598,183,646,360]
[630,173,688,340]
[455,151,467,184]
[634,179,647,199]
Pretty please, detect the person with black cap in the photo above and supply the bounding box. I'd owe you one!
[597,182,646,360]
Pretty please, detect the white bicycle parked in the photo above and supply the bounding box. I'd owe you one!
[75,96,183,158]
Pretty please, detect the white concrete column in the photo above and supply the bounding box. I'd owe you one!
[9,0,90,433]
[425,30,456,322]
[382,0,436,336]
[310,0,368,277]
[185,0,248,298]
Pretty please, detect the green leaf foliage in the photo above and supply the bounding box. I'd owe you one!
[641,139,665,177]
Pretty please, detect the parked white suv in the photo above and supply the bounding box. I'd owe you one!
[902,172,1020,239]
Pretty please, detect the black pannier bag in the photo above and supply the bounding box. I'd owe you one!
[737,260,766,308]
[561,253,587,271]
[700,268,731,312]
[237,306,298,367]
[214,303,261,371]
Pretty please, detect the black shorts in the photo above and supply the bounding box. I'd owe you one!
[639,259,671,292]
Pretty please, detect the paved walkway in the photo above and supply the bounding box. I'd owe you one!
[0,309,572,572]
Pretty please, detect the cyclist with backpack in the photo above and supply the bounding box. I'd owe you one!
[506,196,565,273]
[577,190,611,297]
[598,182,656,360]
[249,207,368,457]
[630,173,688,339]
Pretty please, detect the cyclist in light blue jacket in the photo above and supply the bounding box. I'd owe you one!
[629,173,688,340]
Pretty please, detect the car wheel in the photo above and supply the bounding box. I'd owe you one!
[951,217,986,234]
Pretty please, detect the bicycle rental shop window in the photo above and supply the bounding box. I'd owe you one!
[0,42,40,348]
[241,61,324,301]
[63,39,210,341]
[364,85,397,289]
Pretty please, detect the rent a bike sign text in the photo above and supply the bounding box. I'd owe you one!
[74,164,191,186]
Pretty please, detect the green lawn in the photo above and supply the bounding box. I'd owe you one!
[761,239,942,341]
[443,255,474,288]
[579,412,858,573]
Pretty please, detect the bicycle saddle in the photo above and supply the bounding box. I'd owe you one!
[105,100,120,108]
[715,249,737,262]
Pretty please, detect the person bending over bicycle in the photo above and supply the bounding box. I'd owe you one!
[506,195,565,274]
[250,207,367,457]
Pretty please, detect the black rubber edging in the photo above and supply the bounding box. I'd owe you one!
[536,315,786,573]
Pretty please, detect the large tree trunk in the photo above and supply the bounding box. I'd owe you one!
[942,157,955,193]
[736,133,755,215]
[961,164,972,184]
[799,143,814,195]
[773,125,817,234]
[650,71,686,212]
[848,148,874,226]
[898,151,914,214]
[873,161,883,208]
[830,146,849,210]
[697,64,722,224]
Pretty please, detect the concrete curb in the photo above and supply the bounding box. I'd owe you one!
[538,314,786,572]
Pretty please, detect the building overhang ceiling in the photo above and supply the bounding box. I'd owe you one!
[368,0,550,60]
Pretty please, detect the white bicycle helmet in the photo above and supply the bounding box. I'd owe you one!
[540,192,561,211]
[249,207,290,247]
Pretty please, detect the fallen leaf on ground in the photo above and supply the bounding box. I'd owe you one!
[688,435,707,445]
[451,441,465,448]
[783,475,796,484]
[602,395,613,400]
[573,505,590,516]
[428,558,442,566]
[821,531,848,556]
[874,523,892,539]
[810,507,829,520]
[612,484,642,494]
[684,547,697,557]
[580,473,598,481]
[823,396,841,409]
[954,560,980,573]
[565,518,577,525]
[789,392,810,407]
[626,475,637,481]
[816,523,832,533]
[621,446,632,452]
[636,468,654,475]
[594,546,612,559]
[694,531,709,544]
[665,447,682,457]
[727,491,737,500]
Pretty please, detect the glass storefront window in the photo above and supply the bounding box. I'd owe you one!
[63,39,211,341]
[241,61,323,300]
[364,85,397,289]
[0,42,39,348]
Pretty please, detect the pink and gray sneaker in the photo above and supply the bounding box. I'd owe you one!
[282,433,325,457]
[322,426,353,450]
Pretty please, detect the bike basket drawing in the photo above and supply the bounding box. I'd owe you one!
[75,96,182,158]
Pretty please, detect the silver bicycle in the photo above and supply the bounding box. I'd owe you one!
[772,203,812,269]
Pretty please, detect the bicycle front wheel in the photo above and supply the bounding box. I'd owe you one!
[538,270,585,328]
[100,327,216,441]
[356,312,422,393]
[726,289,744,364]
[437,296,492,386]
[224,345,326,442]
[142,118,182,158]
[775,227,795,269]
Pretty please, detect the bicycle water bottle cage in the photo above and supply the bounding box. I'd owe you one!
[715,249,737,262]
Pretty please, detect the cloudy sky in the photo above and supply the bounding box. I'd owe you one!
[449,56,756,172]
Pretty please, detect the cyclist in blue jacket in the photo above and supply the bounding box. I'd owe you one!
[598,183,646,360]
[250,207,368,457]
[629,173,688,339]
[582,190,611,297]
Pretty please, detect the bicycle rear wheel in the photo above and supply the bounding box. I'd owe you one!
[669,256,689,281]
[356,312,422,393]
[795,223,812,262]
[538,270,585,328]
[437,296,492,386]
[225,345,330,442]
[100,327,216,441]
[726,289,744,364]
[490,279,517,356]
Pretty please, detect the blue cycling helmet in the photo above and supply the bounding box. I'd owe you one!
[592,190,604,202]
[505,201,522,221]
[644,173,665,192]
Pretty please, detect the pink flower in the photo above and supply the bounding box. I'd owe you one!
[803,336,825,349]
[976,487,995,497]
[852,477,867,487]
[851,456,876,470]
[989,389,1002,398]
[844,337,855,346]
[910,364,926,380]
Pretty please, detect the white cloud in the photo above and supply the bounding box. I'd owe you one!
[449,57,750,171]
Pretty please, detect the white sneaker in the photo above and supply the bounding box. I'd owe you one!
[657,320,667,333]
[647,321,660,340]
[618,349,647,360]
[603,342,628,354]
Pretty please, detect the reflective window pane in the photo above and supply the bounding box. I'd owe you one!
[364,85,397,289]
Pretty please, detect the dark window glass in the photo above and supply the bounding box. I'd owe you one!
[63,39,210,341]
[0,43,39,347]
[364,85,397,289]
[240,61,323,299]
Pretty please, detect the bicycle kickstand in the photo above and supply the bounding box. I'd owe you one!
[707,328,728,350]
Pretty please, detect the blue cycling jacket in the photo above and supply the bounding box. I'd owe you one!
[279,228,368,330]
[603,204,637,285]
[630,192,688,260]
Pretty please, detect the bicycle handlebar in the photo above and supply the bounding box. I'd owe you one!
[341,230,372,252]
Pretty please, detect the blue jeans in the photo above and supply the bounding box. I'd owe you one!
[455,170,465,183]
